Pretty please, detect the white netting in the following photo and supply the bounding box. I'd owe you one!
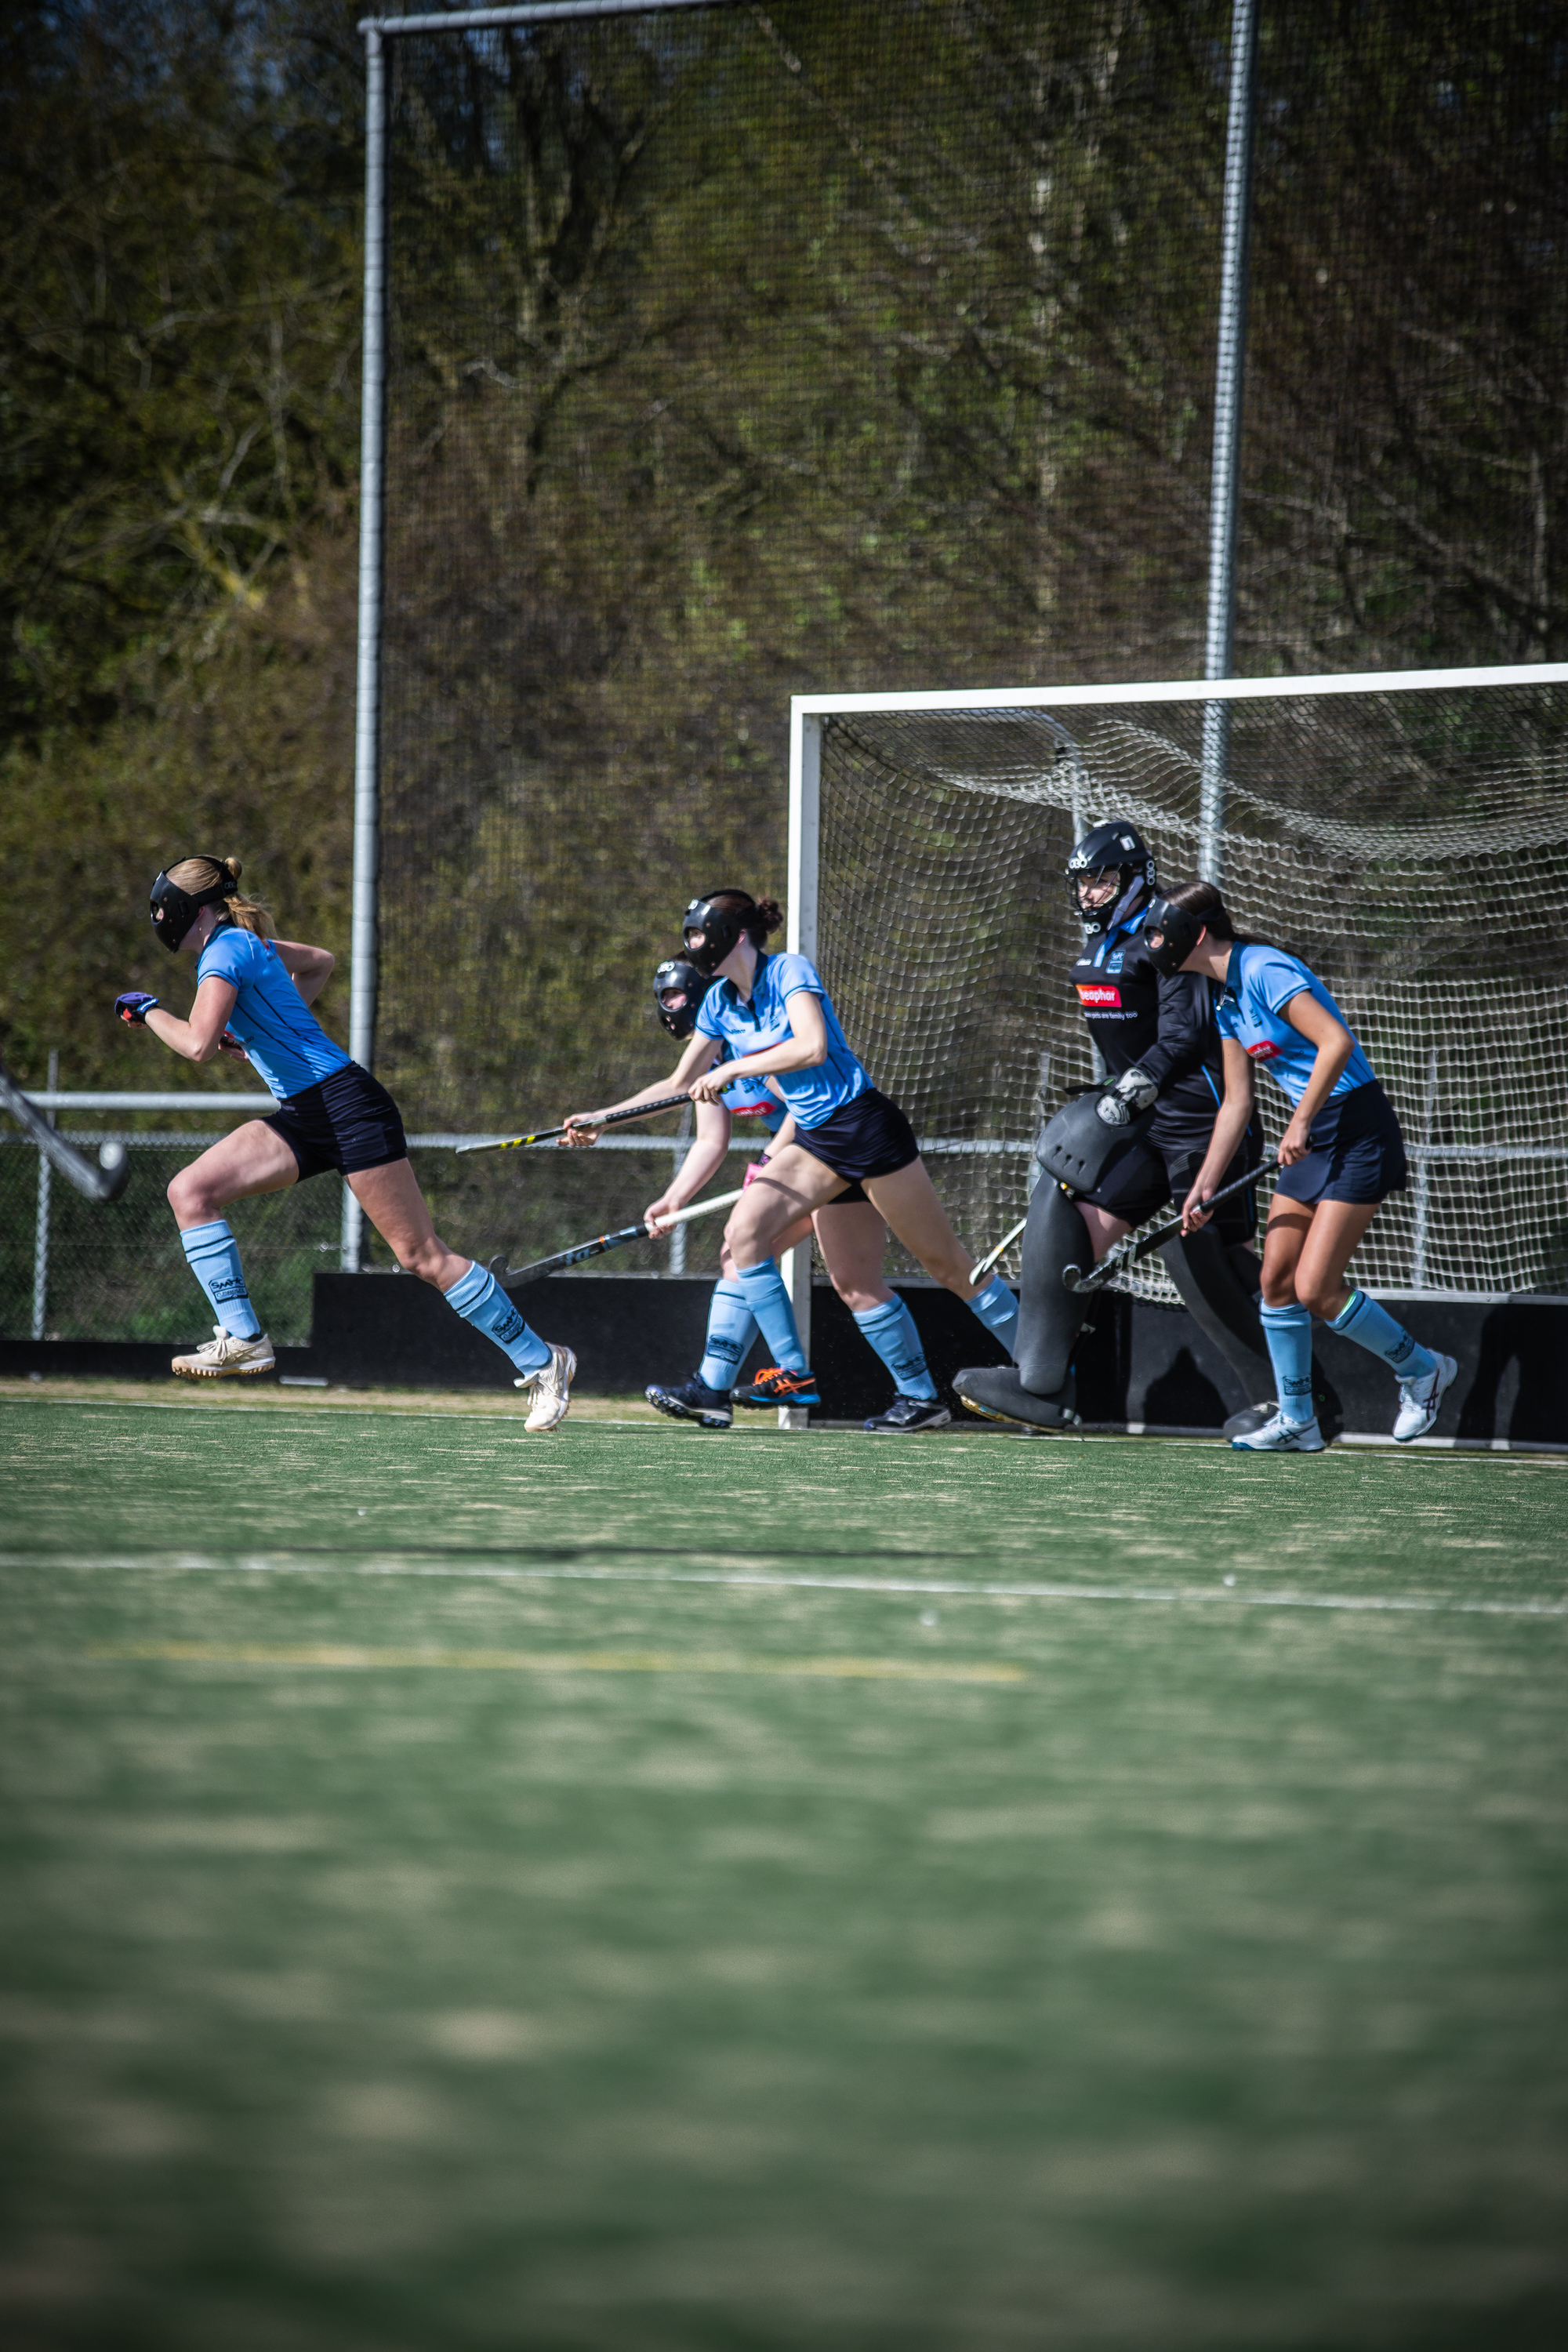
[814,682,1568,1301]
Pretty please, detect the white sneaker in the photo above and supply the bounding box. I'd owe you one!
[1393,1353,1457,1443]
[515,1342,575,1432]
[171,1325,276,1380]
[1231,1412,1325,1453]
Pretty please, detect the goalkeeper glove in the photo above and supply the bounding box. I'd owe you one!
[115,992,160,1025]
[1095,1065,1158,1126]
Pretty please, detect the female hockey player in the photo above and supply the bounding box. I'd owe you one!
[1149,880,1455,1450]
[637,960,942,1432]
[115,854,575,1427]
[955,819,1318,1438]
[564,893,1020,1424]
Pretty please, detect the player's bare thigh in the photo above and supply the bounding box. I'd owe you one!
[348,1156,467,1289]
[724,1142,846,1261]
[166,1120,299,1228]
[812,1198,893,1315]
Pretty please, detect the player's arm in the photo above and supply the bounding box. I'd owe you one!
[644,1098,731,1232]
[1276,992,1355,1162]
[561,1032,722,1146]
[1181,1040,1254,1229]
[272,938,335,1007]
[688,989,828,1101]
[139,975,240,1066]
[1098,973,1205,1125]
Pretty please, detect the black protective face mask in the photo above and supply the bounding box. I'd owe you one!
[1140,895,1206,976]
[149,862,232,954]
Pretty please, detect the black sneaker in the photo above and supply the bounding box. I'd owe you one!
[734,1365,822,1409]
[864,1396,953,1433]
[645,1377,733,1430]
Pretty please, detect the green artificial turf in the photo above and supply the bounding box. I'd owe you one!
[2,1397,1566,2350]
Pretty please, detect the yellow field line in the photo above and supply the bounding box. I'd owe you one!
[87,1639,1024,1686]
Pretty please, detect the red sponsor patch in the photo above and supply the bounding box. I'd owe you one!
[1245,1039,1283,1059]
[1076,983,1122,1007]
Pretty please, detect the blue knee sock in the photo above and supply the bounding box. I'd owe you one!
[1329,1289,1436,1385]
[967,1274,1019,1358]
[1260,1301,1315,1425]
[180,1219,260,1339]
[444,1259,550,1375]
[735,1261,807,1371]
[699,1278,757,1392]
[853,1297,938,1402]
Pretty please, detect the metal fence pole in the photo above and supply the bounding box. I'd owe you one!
[1200,0,1259,885]
[344,23,389,1275]
[31,1048,58,1341]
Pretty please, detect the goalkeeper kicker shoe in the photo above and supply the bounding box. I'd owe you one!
[953,1366,1079,1431]
[1231,1412,1325,1453]
[1222,1402,1278,1441]
[864,1396,953,1433]
[646,1376,733,1430]
[171,1326,276,1380]
[516,1342,575,1432]
[1393,1353,1457,1443]
[734,1365,822,1410]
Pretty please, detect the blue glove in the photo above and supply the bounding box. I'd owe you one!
[115,991,160,1025]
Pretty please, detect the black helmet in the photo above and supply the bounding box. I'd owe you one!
[1140,894,1206,976]
[681,890,754,976]
[1065,822,1157,936]
[652,956,709,1038]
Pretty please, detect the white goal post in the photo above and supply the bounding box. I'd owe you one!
[785,662,1568,1341]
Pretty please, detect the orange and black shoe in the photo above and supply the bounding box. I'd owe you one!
[734,1364,822,1410]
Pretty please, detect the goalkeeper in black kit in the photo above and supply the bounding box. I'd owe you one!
[955,822,1332,1438]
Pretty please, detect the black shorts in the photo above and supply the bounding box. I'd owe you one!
[1274,1079,1407,1207]
[797,1087,920,1186]
[265,1062,408,1180]
[1080,1117,1263,1244]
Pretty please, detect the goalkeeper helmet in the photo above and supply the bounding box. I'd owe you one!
[682,891,753,976]
[653,957,708,1038]
[1065,822,1157,937]
[149,857,234,955]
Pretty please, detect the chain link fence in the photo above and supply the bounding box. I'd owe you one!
[0,1127,765,1347]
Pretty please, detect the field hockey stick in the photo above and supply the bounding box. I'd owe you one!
[0,1058,132,1203]
[455,1091,695,1157]
[488,1186,745,1286]
[1065,1151,1280,1295]
[971,1214,1028,1285]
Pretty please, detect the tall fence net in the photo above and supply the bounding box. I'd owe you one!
[815,682,1568,1301]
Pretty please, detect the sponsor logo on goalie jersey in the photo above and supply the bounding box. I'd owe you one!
[1076,982,1123,1007]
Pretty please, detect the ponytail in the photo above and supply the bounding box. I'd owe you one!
[165,853,272,937]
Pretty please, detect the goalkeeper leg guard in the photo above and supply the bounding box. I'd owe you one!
[1012,1180,1091,1396]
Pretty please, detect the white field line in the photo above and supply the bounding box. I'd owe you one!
[7,1553,1566,1621]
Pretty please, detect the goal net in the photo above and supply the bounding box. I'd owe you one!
[803,672,1568,1304]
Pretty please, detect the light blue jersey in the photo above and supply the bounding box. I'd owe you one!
[1214,943,1376,1110]
[695,952,870,1131]
[197,924,351,1102]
